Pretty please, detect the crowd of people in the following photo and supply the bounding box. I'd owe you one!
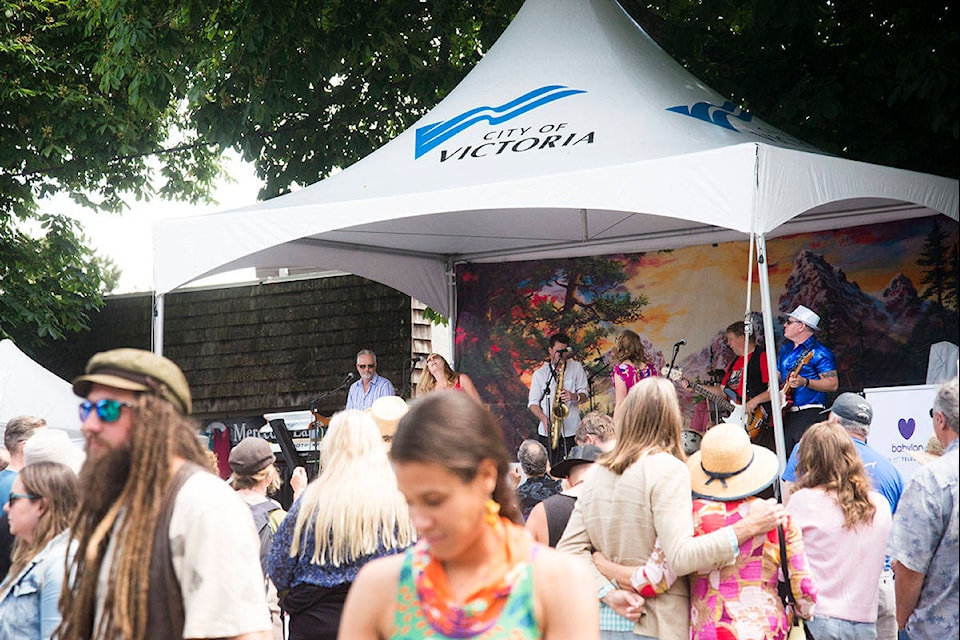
[0,308,956,640]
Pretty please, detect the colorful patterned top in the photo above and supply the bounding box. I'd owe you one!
[628,498,818,639]
[688,499,817,640]
[390,521,542,639]
[611,362,656,392]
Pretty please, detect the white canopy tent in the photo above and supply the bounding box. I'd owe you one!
[153,0,958,468]
[0,339,82,440]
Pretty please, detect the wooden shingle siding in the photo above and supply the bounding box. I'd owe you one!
[33,275,413,420]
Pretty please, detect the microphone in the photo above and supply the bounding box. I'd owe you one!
[674,339,686,347]
[410,355,425,363]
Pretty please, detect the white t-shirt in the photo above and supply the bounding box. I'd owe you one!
[96,470,272,638]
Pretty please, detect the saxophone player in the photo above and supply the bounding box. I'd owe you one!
[528,333,589,466]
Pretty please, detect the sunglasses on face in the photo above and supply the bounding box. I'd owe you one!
[357,364,376,369]
[7,492,40,507]
[79,398,137,423]
[785,318,801,325]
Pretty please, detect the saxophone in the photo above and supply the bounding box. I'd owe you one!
[550,359,568,450]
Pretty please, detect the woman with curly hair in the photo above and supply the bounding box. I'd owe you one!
[416,353,482,403]
[0,461,80,639]
[788,420,893,639]
[610,329,657,412]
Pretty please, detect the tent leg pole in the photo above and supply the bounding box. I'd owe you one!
[152,293,165,356]
[446,261,457,359]
[756,234,787,473]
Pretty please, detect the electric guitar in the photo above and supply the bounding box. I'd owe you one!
[661,366,769,440]
[780,350,814,411]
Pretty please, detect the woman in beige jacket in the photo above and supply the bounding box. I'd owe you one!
[556,377,785,640]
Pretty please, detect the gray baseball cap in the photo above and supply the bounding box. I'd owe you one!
[821,392,872,425]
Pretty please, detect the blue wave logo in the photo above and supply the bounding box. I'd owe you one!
[666,100,752,131]
[415,85,586,158]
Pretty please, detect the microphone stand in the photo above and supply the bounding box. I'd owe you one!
[667,342,683,379]
[586,361,610,412]
[538,358,560,449]
[299,374,354,479]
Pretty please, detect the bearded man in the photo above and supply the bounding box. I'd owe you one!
[58,348,271,640]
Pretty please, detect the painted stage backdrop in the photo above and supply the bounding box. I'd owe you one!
[455,215,959,455]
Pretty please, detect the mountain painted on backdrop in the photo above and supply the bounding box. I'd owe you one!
[677,250,951,390]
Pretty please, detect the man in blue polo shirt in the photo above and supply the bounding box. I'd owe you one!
[782,391,903,640]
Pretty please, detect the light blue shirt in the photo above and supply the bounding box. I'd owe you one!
[783,437,903,514]
[0,469,17,507]
[0,530,75,640]
[345,374,396,411]
[888,438,959,640]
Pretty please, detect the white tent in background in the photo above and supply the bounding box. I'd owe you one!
[152,0,959,468]
[0,339,81,440]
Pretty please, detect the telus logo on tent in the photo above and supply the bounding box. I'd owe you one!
[415,85,591,160]
[666,100,753,131]
[667,99,802,147]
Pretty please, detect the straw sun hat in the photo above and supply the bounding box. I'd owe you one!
[366,395,409,442]
[911,434,944,466]
[688,422,779,501]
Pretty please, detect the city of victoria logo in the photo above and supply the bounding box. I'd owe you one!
[415,85,587,160]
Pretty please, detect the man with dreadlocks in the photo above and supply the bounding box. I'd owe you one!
[58,348,272,640]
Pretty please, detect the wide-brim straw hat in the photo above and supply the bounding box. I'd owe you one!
[911,434,944,465]
[688,422,779,501]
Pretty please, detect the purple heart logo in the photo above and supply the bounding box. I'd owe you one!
[898,418,916,439]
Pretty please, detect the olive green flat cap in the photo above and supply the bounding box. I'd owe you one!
[73,348,192,415]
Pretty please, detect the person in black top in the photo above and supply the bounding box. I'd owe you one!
[515,439,562,520]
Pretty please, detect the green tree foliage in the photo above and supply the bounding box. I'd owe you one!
[622,0,958,179]
[0,214,108,349]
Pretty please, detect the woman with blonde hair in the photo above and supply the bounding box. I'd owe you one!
[788,420,892,640]
[416,353,482,403]
[0,461,80,639]
[610,329,657,412]
[267,410,415,640]
[339,391,600,639]
[557,377,785,639]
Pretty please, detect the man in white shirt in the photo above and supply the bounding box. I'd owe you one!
[59,348,272,640]
[528,333,588,466]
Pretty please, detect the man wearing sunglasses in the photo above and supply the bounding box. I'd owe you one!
[776,304,838,454]
[57,348,272,640]
[345,348,397,411]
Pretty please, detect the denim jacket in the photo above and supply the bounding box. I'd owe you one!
[0,530,75,640]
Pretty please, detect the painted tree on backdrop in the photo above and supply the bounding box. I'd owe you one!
[457,256,646,453]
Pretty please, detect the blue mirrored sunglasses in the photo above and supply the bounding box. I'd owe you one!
[79,399,137,423]
[7,492,40,507]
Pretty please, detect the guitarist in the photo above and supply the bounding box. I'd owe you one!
[693,321,775,451]
[776,305,838,454]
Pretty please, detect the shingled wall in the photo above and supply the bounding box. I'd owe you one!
[33,274,413,420]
